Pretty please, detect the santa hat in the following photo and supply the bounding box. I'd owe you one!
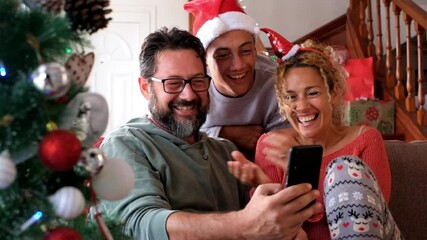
[261,28,326,63]
[260,28,300,62]
[184,0,260,49]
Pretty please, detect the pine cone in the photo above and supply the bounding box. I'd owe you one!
[33,0,65,14]
[64,0,112,34]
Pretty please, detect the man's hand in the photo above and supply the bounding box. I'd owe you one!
[236,183,322,240]
[220,125,264,151]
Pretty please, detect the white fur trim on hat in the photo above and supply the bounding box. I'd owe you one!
[282,44,300,61]
[196,11,259,49]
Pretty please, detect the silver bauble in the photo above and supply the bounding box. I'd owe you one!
[31,62,71,99]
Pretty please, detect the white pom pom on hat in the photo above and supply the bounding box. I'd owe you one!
[184,0,259,49]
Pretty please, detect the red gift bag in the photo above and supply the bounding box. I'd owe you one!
[343,57,374,101]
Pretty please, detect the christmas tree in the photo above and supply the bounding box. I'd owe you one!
[0,0,134,239]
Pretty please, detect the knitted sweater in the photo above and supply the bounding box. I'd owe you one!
[255,128,391,239]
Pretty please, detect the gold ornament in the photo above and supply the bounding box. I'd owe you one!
[46,121,58,131]
[0,114,13,127]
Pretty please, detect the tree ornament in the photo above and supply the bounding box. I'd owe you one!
[30,62,71,99]
[65,52,95,86]
[48,186,85,220]
[44,226,83,240]
[32,0,65,15]
[64,0,112,34]
[38,129,82,171]
[46,121,58,131]
[58,92,109,148]
[0,114,13,127]
[92,157,135,201]
[0,150,17,189]
[77,148,106,176]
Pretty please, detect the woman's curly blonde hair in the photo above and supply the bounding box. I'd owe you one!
[275,39,347,126]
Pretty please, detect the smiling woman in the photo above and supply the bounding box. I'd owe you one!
[227,32,404,239]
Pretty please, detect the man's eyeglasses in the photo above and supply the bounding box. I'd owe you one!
[150,76,211,94]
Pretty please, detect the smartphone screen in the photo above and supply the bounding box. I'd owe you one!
[285,145,323,189]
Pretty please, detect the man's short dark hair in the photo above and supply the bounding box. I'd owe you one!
[139,27,207,78]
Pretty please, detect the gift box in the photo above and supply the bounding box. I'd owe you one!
[343,57,375,101]
[344,100,395,135]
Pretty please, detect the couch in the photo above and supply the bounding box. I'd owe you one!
[385,140,427,239]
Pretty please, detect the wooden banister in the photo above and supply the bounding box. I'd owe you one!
[347,0,427,141]
[395,0,427,28]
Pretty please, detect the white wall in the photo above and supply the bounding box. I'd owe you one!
[243,0,348,46]
[87,0,188,133]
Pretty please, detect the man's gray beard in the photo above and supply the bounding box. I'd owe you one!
[148,93,208,139]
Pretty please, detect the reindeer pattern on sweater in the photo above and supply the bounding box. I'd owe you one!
[324,156,404,240]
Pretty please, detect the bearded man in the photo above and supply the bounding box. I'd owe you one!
[100,27,321,240]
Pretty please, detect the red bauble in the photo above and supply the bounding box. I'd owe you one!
[44,226,83,240]
[39,129,82,171]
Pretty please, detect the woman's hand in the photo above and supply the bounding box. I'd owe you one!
[263,129,299,171]
[228,151,271,187]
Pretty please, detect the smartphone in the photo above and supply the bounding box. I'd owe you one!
[285,145,323,189]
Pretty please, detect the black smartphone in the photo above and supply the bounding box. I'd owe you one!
[285,145,323,189]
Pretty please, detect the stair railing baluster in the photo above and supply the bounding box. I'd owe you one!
[393,3,405,101]
[376,0,385,76]
[404,13,416,113]
[367,0,377,60]
[415,22,425,126]
[383,0,394,88]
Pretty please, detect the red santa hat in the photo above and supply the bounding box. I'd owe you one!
[260,28,300,62]
[184,0,260,49]
[261,27,326,63]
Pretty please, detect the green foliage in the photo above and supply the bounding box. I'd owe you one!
[0,0,86,79]
[0,79,47,159]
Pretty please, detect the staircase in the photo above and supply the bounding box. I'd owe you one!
[295,0,427,141]
[348,0,427,141]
